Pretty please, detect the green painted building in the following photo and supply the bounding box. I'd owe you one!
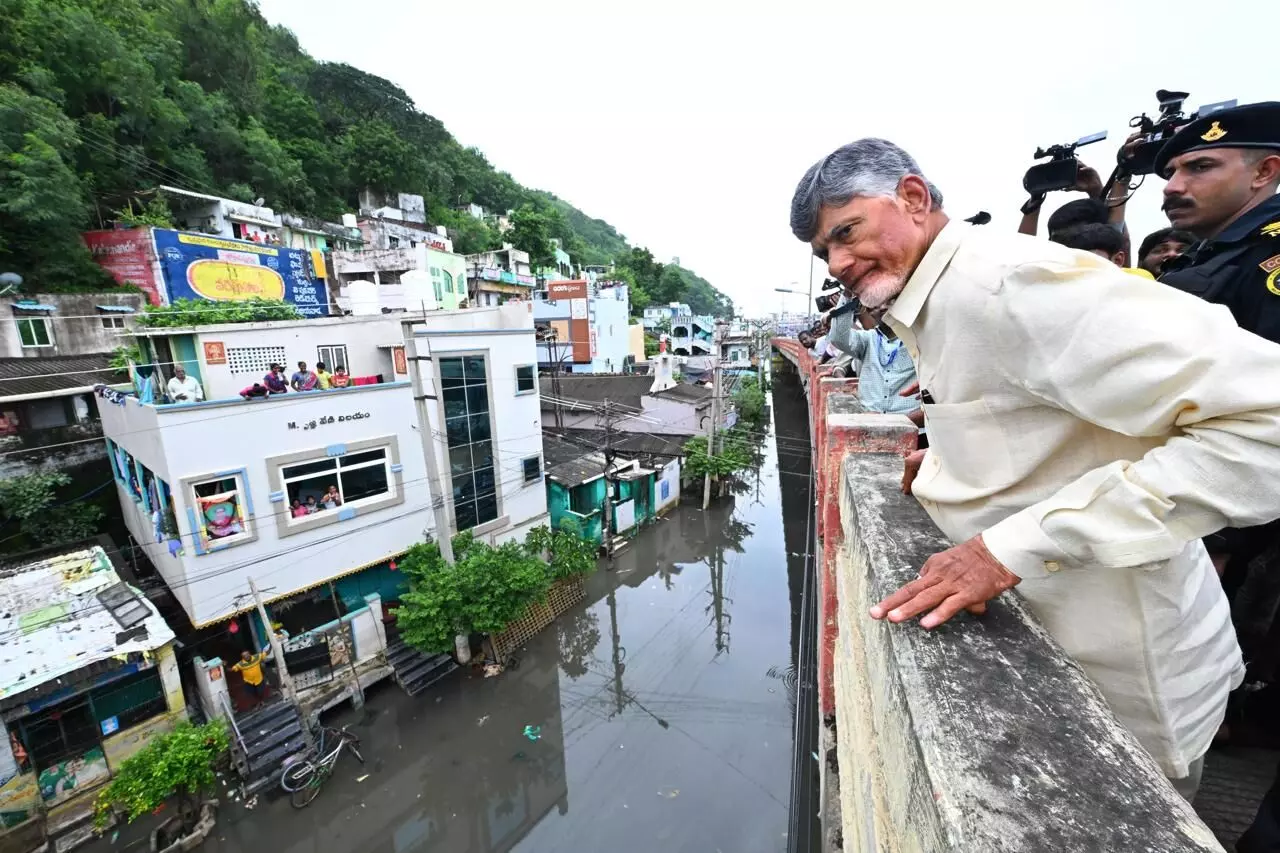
[543,435,657,545]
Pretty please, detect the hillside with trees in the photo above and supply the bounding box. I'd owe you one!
[0,0,732,316]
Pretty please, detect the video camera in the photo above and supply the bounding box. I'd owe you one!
[814,277,842,313]
[1023,131,1108,196]
[1121,89,1237,175]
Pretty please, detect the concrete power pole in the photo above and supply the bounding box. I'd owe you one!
[248,578,315,748]
[402,320,455,566]
[703,323,724,509]
[600,399,616,568]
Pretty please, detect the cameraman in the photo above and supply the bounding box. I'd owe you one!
[1019,161,1131,242]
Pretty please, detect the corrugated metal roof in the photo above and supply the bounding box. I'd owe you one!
[96,304,136,313]
[11,301,54,312]
[0,546,174,703]
[652,382,712,405]
[0,353,121,398]
[538,374,653,412]
[543,433,611,487]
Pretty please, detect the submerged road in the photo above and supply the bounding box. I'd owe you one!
[90,374,818,853]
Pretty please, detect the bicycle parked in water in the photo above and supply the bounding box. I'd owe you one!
[279,725,364,808]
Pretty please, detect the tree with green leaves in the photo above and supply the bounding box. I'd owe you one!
[95,721,229,829]
[0,472,104,552]
[732,376,767,428]
[504,204,557,270]
[682,430,753,480]
[395,533,549,655]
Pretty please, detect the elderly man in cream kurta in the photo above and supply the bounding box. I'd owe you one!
[791,138,1280,798]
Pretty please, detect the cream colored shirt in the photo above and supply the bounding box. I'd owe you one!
[884,221,1280,777]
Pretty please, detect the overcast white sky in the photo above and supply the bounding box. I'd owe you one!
[256,0,1271,316]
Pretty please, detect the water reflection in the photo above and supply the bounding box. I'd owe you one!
[97,388,805,853]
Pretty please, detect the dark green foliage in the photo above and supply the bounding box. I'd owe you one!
[95,721,229,827]
[0,472,105,551]
[0,0,731,314]
[136,297,301,327]
[396,527,596,655]
[733,376,767,428]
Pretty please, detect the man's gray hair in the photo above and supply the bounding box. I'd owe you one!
[790,138,944,242]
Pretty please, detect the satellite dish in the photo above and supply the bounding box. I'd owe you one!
[0,272,22,296]
[253,197,265,207]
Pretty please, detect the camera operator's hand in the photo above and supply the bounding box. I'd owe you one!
[1072,162,1104,199]
[1117,131,1143,177]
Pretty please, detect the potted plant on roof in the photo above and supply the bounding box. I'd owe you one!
[94,720,228,852]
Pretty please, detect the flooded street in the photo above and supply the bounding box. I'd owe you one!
[92,375,816,853]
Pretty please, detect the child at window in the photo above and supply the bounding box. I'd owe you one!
[291,499,308,519]
[304,495,319,514]
[323,485,342,510]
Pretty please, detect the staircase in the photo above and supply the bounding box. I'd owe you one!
[228,699,308,797]
[384,622,458,697]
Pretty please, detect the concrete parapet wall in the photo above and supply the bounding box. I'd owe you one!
[833,451,1223,852]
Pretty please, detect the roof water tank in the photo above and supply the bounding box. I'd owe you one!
[347,279,379,316]
[401,269,436,312]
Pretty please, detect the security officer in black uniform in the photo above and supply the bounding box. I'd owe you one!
[1156,101,1280,853]
[1158,101,1280,338]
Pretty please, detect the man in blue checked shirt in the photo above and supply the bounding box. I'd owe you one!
[830,303,924,435]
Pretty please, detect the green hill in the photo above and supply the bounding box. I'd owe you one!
[0,0,731,316]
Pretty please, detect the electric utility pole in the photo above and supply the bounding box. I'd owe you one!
[401,319,455,566]
[249,578,314,748]
[600,399,617,568]
[703,322,724,509]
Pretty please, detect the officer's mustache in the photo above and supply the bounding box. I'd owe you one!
[1162,196,1195,213]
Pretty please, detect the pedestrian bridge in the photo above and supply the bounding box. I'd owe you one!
[772,338,1225,853]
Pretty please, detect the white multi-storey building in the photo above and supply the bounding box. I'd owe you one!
[98,303,548,631]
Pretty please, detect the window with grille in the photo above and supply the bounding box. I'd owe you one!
[100,314,126,330]
[226,345,287,375]
[522,455,542,484]
[439,355,497,531]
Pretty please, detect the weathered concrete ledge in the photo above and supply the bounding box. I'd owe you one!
[833,451,1223,852]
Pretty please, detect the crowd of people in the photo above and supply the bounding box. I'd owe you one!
[790,101,1280,850]
[238,360,348,400]
[162,359,353,404]
[289,485,343,518]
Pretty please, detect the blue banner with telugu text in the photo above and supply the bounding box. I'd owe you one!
[152,229,328,317]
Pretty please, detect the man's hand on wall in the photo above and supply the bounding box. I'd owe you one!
[869,535,1020,630]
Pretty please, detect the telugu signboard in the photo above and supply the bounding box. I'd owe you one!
[152,230,328,317]
[82,229,165,306]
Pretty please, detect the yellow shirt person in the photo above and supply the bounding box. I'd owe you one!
[232,648,270,705]
[316,368,333,390]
